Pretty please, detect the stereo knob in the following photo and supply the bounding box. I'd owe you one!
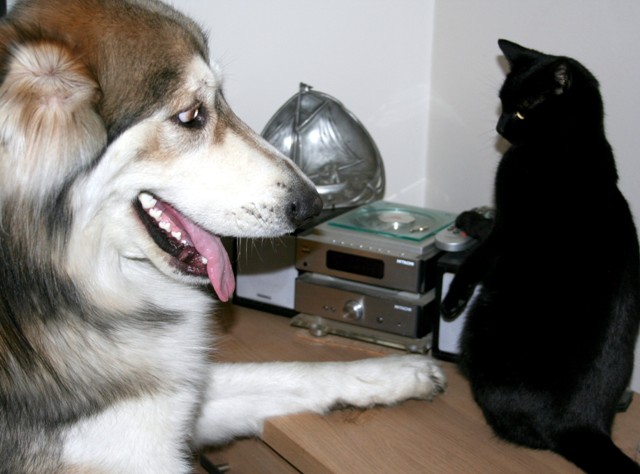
[343,300,364,321]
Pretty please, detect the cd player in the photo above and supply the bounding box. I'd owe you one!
[295,201,455,293]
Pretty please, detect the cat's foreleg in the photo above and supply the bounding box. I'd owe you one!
[441,236,496,319]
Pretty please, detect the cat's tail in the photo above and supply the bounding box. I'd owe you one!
[554,428,639,473]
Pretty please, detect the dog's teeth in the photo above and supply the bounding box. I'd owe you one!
[172,231,182,240]
[149,208,163,220]
[159,221,171,232]
[138,192,157,210]
[201,256,208,264]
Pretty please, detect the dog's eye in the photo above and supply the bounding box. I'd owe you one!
[176,105,205,128]
[178,107,198,123]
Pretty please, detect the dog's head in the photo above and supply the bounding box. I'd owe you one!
[0,0,322,303]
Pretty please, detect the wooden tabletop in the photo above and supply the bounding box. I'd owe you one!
[202,304,640,473]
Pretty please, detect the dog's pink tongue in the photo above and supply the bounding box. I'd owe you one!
[180,220,235,302]
[204,239,235,302]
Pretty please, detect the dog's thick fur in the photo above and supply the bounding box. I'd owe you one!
[0,1,446,472]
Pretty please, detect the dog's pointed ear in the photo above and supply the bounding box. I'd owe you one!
[0,41,107,193]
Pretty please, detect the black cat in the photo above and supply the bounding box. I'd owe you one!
[442,39,640,473]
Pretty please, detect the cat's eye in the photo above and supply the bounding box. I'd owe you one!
[515,111,525,120]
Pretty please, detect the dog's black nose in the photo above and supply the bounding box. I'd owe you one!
[289,188,323,226]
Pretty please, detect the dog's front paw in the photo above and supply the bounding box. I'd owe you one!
[351,355,447,407]
[394,354,447,401]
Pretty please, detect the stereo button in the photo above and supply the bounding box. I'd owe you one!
[343,300,364,321]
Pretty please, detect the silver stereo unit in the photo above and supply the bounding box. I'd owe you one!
[293,201,456,350]
[295,201,455,293]
[295,273,437,338]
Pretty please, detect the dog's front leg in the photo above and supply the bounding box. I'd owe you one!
[193,355,446,446]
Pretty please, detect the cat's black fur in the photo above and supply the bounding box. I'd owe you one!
[441,39,640,473]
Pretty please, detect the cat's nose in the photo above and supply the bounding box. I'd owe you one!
[496,114,508,136]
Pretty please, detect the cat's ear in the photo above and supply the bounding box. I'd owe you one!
[553,61,571,95]
[498,39,544,70]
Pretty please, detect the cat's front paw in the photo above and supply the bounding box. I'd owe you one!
[441,293,469,321]
[456,209,494,241]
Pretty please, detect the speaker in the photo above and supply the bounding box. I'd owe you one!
[433,251,478,361]
[234,235,298,316]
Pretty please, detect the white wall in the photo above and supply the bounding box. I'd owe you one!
[174,0,436,205]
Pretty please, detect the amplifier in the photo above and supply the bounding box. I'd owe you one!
[295,272,437,339]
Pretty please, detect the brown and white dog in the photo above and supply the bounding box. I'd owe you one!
[0,1,446,472]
